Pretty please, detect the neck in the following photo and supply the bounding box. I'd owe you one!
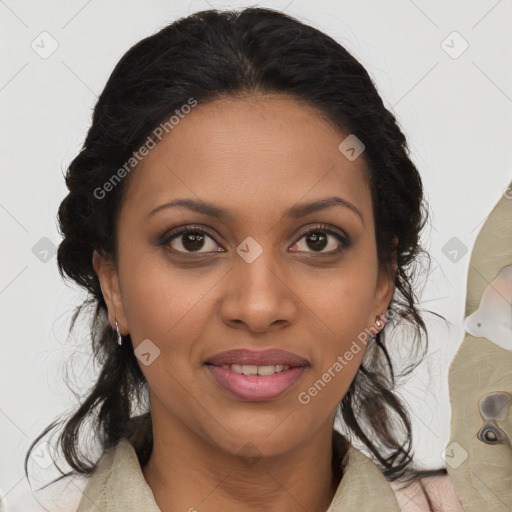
[142,416,345,512]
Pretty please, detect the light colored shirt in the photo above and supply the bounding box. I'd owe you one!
[75,434,402,512]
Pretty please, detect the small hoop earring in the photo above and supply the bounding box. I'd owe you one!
[115,319,123,346]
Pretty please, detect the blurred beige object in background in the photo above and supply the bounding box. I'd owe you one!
[447,182,512,511]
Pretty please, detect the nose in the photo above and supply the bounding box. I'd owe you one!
[219,248,297,334]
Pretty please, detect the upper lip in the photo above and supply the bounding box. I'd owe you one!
[205,349,309,367]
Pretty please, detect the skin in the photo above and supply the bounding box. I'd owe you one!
[93,94,396,512]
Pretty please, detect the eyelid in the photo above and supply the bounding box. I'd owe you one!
[290,223,350,255]
[158,224,221,250]
[159,223,350,254]
[294,223,349,244]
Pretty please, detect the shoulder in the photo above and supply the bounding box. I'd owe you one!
[76,438,135,511]
[389,473,466,512]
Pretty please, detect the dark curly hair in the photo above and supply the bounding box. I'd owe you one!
[25,5,447,502]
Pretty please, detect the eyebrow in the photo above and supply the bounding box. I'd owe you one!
[148,196,364,225]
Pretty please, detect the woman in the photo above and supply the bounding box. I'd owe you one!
[25,7,466,511]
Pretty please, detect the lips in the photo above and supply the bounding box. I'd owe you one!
[204,349,309,401]
[205,348,309,367]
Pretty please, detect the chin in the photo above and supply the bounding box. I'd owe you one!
[204,415,307,460]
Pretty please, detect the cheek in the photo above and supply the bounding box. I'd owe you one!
[293,257,377,406]
[118,256,219,411]
[296,254,378,339]
[119,250,221,351]
[294,320,367,421]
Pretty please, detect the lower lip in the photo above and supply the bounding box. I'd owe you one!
[205,365,307,401]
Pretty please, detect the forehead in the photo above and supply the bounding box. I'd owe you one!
[121,94,372,224]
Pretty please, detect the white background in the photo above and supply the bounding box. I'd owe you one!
[1,0,511,510]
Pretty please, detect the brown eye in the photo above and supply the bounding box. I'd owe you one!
[290,224,350,254]
[304,231,328,251]
[161,226,224,254]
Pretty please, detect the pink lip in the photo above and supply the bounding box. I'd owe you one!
[204,349,309,401]
[206,365,307,401]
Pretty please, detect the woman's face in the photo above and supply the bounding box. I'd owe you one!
[94,94,395,458]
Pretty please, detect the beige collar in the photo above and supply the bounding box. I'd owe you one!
[76,434,400,512]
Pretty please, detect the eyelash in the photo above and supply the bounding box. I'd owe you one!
[159,223,350,256]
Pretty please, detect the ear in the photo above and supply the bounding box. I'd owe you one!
[92,249,128,334]
[371,236,398,328]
